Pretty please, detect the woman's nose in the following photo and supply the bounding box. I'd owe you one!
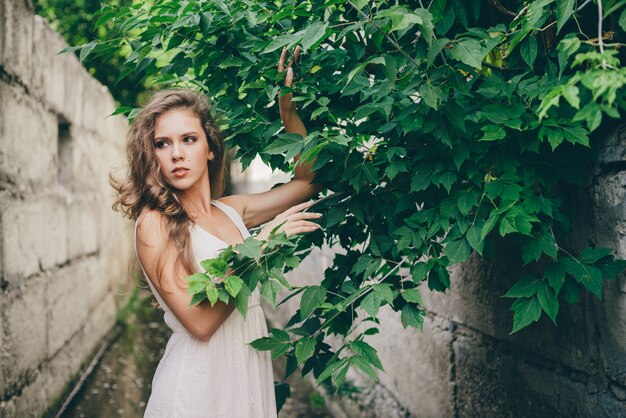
[171,143,184,161]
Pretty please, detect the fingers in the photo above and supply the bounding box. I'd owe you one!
[278,47,287,72]
[287,225,321,236]
[281,200,315,216]
[284,220,322,236]
[286,211,322,222]
[280,45,301,72]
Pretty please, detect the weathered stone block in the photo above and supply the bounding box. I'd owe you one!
[46,258,99,357]
[1,274,47,396]
[453,328,622,417]
[596,125,626,165]
[589,169,626,386]
[0,81,58,192]
[31,16,85,125]
[365,311,455,418]
[422,248,594,373]
[44,293,117,406]
[79,76,115,133]
[0,0,34,85]
[66,194,100,259]
[0,194,68,282]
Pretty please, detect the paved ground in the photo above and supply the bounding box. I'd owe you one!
[60,290,331,418]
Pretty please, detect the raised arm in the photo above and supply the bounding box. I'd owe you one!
[136,210,235,341]
[222,46,322,228]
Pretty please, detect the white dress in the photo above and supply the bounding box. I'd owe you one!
[134,199,277,418]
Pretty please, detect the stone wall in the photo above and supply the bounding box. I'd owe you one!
[256,126,626,418]
[0,1,131,416]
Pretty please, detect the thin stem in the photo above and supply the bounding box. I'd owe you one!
[577,0,593,12]
[597,0,607,69]
[346,0,421,68]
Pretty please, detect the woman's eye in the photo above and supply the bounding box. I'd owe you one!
[184,136,197,143]
[154,141,168,149]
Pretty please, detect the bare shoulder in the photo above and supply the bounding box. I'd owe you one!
[217,195,247,217]
[136,208,168,249]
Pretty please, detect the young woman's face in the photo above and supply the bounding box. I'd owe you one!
[153,108,213,191]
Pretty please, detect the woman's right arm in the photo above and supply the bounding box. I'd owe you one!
[136,210,235,342]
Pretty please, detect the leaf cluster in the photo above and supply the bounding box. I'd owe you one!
[75,0,626,400]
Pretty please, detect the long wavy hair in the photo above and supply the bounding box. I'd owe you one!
[111,89,227,284]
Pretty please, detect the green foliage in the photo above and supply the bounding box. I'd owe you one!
[78,0,626,401]
[35,0,150,107]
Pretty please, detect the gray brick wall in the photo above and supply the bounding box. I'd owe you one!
[0,1,131,416]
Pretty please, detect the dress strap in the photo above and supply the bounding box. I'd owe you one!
[210,200,251,239]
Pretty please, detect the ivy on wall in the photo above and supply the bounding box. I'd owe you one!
[72,0,626,399]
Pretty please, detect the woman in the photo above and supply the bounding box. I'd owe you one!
[111,46,322,417]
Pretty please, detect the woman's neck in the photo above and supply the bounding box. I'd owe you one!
[180,177,215,218]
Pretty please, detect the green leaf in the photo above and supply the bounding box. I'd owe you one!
[350,355,378,382]
[620,9,626,32]
[361,292,381,317]
[300,286,327,318]
[520,36,538,68]
[224,275,244,297]
[260,279,282,307]
[576,265,603,298]
[189,291,206,306]
[295,337,316,364]
[579,247,613,264]
[457,190,478,216]
[557,37,581,78]
[447,38,482,69]
[206,283,219,306]
[443,239,471,264]
[466,223,484,255]
[556,0,576,33]
[401,288,423,304]
[411,262,429,283]
[373,284,394,304]
[413,8,434,46]
[427,38,449,67]
[201,259,229,277]
[544,263,566,296]
[499,213,518,236]
[503,275,541,298]
[510,296,542,333]
[481,211,499,240]
[235,237,263,260]
[234,285,251,318]
[315,358,348,386]
[264,133,304,160]
[561,84,580,109]
[350,340,384,371]
[301,22,329,52]
[250,336,290,352]
[187,272,211,294]
[438,171,457,193]
[79,40,97,63]
[597,258,626,280]
[401,303,424,330]
[563,279,583,303]
[537,283,559,325]
[573,102,602,132]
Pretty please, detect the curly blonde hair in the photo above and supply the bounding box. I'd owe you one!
[111,89,227,279]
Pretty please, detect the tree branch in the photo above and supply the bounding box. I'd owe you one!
[489,0,517,17]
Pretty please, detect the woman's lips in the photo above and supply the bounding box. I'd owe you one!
[172,168,189,177]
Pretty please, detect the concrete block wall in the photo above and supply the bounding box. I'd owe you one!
[0,1,131,416]
[248,125,626,418]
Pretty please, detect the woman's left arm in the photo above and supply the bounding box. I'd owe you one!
[222,46,322,228]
